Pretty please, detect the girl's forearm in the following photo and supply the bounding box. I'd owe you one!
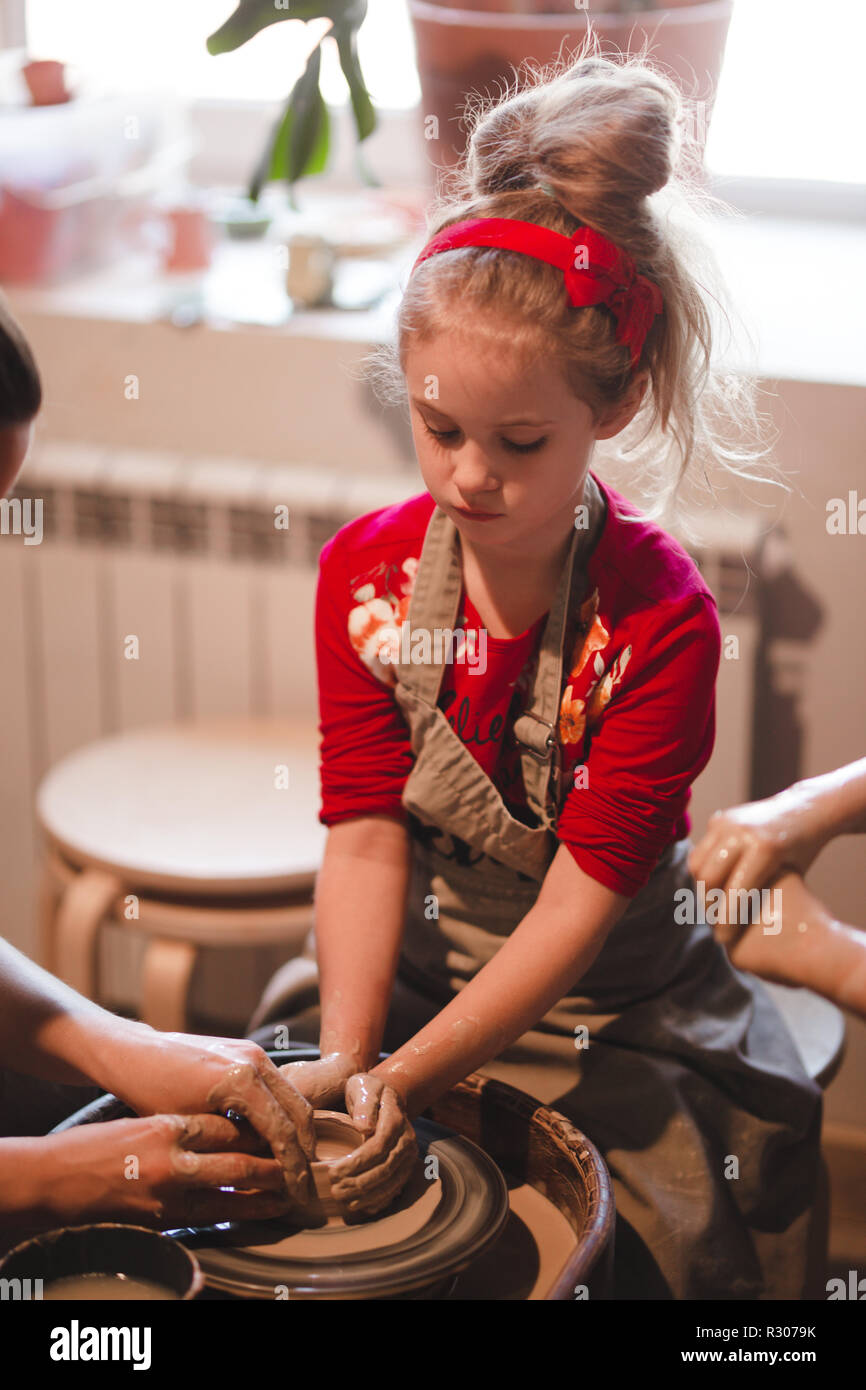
[373,846,628,1114]
[315,816,411,1069]
[0,938,147,1091]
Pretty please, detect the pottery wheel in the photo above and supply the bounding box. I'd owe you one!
[173,1118,509,1299]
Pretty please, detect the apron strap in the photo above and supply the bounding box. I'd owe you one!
[395,502,464,711]
[396,474,607,829]
[513,472,607,830]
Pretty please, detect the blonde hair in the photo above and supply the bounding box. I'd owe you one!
[365,38,780,525]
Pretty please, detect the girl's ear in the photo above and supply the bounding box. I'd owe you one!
[594,370,650,440]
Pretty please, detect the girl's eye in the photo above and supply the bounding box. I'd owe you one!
[421,421,547,455]
[505,436,548,454]
[423,423,459,445]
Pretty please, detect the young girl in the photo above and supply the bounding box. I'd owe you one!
[250,51,822,1298]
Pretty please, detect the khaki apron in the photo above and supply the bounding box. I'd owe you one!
[250,477,822,1300]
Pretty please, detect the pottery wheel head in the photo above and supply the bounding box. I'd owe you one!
[185,1117,509,1299]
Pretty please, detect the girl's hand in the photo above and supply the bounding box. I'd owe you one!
[103,1029,315,1207]
[278,1052,363,1110]
[328,1074,418,1217]
[36,1113,296,1231]
[688,783,831,897]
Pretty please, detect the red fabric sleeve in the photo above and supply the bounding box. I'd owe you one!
[556,592,721,896]
[315,533,415,827]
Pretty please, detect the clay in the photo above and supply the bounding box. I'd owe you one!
[309,1111,365,1215]
[42,1274,179,1300]
[313,1112,363,1162]
[244,1154,441,1259]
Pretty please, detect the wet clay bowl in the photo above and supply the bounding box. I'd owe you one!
[0,1223,204,1300]
[309,1110,365,1216]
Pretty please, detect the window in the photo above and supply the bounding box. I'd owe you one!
[23,0,420,107]
[705,0,864,185]
[18,0,865,192]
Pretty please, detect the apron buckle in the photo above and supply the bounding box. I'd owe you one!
[514,709,559,762]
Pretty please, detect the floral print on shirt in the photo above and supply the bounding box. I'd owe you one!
[558,588,632,748]
[346,561,632,761]
[347,556,418,687]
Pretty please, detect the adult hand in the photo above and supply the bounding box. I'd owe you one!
[712,870,836,987]
[104,1029,315,1207]
[36,1113,295,1231]
[689,783,831,899]
[328,1073,418,1217]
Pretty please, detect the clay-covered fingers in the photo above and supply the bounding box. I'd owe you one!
[173,1114,296,1225]
[173,1114,289,1193]
[176,1112,258,1153]
[330,1127,418,1216]
[258,1060,316,1156]
[206,1051,315,1204]
[171,1146,289,1194]
[333,1074,419,1215]
[159,1187,294,1230]
[343,1071,388,1135]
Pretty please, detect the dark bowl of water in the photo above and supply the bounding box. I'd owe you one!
[0,1223,203,1300]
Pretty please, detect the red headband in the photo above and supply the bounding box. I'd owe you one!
[410,217,663,370]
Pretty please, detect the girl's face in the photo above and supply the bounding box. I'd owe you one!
[404,324,643,557]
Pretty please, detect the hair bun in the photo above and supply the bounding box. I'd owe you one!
[466,51,682,216]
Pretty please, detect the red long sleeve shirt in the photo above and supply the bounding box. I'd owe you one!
[314,475,720,897]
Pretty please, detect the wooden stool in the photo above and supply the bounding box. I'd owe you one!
[760,980,846,1300]
[36,719,327,1032]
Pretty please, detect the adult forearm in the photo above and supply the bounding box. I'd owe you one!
[0,1138,58,1230]
[831,921,866,1015]
[373,845,628,1115]
[800,758,866,840]
[0,938,145,1090]
[314,816,411,1069]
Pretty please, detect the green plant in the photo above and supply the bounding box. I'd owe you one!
[207,0,378,208]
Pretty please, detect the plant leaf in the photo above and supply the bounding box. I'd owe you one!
[207,0,293,56]
[208,0,367,56]
[294,88,331,181]
[333,20,376,143]
[247,43,330,202]
[285,42,329,185]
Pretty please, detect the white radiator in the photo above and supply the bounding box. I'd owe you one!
[0,443,762,1025]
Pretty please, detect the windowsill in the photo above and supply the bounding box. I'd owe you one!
[7,205,865,390]
[5,238,412,345]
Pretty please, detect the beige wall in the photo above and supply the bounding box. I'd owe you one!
[750,380,866,1129]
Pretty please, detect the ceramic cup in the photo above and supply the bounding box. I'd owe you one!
[285,234,336,308]
[163,206,214,273]
[309,1110,365,1216]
